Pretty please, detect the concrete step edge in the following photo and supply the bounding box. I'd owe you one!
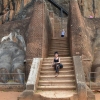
[42,63,73,65]
[37,86,76,88]
[40,75,75,78]
[39,80,75,83]
[40,70,74,73]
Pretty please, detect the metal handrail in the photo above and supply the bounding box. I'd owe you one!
[48,0,68,16]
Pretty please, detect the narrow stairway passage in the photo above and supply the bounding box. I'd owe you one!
[37,38,77,92]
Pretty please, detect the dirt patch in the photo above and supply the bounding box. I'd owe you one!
[0,91,21,100]
[95,93,100,100]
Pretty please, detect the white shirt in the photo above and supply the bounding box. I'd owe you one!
[61,31,65,35]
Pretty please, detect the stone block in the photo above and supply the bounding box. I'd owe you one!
[18,90,34,100]
[73,56,87,100]
[26,58,41,91]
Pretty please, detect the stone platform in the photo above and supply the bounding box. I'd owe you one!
[35,90,77,98]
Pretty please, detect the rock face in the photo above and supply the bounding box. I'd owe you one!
[78,0,100,18]
[0,0,100,83]
[45,0,69,16]
[46,0,100,18]
[0,30,26,83]
[0,0,100,25]
[0,0,32,24]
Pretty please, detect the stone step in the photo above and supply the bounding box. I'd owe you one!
[49,49,69,51]
[51,37,67,41]
[51,39,67,42]
[34,91,77,100]
[49,53,70,56]
[50,45,68,48]
[51,41,68,45]
[38,80,75,86]
[43,57,72,60]
[50,46,69,51]
[49,51,70,54]
[49,51,69,54]
[51,41,67,44]
[40,70,74,75]
[39,75,75,80]
[49,50,70,55]
[49,54,70,57]
[50,49,69,52]
[37,86,76,90]
[49,52,70,55]
[42,63,73,66]
[43,58,72,61]
[43,57,73,62]
[51,44,68,47]
[41,66,74,71]
[42,60,73,64]
[49,49,69,52]
[39,82,75,86]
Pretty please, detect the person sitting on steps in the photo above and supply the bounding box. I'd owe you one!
[52,52,63,77]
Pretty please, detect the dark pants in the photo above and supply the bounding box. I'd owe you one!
[53,63,63,73]
[61,35,64,37]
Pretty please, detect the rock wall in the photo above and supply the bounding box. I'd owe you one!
[86,18,100,82]
[0,0,100,25]
[45,0,69,16]
[26,1,53,76]
[0,0,33,24]
[68,0,93,80]
[78,0,100,18]
[45,0,100,18]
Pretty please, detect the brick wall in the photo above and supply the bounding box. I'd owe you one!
[26,1,53,76]
[54,15,68,38]
[68,0,93,78]
[68,0,93,58]
[42,4,53,57]
[26,1,53,59]
[26,1,43,59]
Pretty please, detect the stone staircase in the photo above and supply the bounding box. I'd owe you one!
[35,38,77,99]
[49,38,70,57]
[18,37,78,100]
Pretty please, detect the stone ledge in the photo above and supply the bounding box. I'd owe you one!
[18,58,42,100]
[26,58,41,90]
[17,90,34,100]
[0,85,25,92]
[87,86,95,100]
[73,56,87,100]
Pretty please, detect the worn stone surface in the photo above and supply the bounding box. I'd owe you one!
[26,1,53,59]
[0,0,100,25]
[68,0,100,83]
[26,58,41,90]
[0,1,99,98]
[45,0,69,16]
[78,0,100,18]
[68,0,94,80]
[0,0,33,24]
[73,56,87,100]
[0,85,25,91]
[18,90,34,100]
